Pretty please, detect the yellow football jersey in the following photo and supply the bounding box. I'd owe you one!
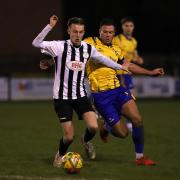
[113,34,137,62]
[84,37,124,92]
[113,34,137,74]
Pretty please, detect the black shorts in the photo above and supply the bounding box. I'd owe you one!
[54,96,94,122]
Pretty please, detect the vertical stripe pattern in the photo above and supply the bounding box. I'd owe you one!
[58,41,68,99]
[53,40,92,100]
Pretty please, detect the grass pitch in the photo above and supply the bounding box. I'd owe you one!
[0,99,180,180]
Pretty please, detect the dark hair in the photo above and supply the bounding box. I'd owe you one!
[99,18,115,28]
[121,17,134,25]
[67,17,85,27]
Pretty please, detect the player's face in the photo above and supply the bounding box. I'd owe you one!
[68,24,85,46]
[122,21,134,36]
[99,25,115,46]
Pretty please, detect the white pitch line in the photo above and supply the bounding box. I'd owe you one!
[0,175,84,180]
[0,175,109,180]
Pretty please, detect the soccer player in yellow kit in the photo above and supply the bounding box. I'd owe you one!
[113,17,143,95]
[113,17,143,131]
[84,18,164,165]
[113,17,143,66]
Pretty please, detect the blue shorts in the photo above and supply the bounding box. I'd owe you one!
[91,86,132,127]
[117,74,134,89]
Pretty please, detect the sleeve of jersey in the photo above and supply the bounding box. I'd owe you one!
[32,24,59,57]
[90,46,123,70]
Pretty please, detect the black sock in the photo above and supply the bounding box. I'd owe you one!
[59,137,73,156]
[83,128,96,142]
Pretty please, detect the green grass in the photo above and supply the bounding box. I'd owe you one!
[0,99,180,180]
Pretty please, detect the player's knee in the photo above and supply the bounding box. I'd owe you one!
[119,130,129,138]
[66,136,74,143]
[132,115,143,127]
[112,128,129,138]
[64,134,75,143]
[88,126,98,134]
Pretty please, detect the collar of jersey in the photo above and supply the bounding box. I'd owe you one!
[67,39,82,48]
[94,37,112,47]
[121,34,133,41]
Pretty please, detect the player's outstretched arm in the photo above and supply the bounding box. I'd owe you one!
[148,68,164,76]
[90,46,130,72]
[127,62,164,76]
[32,15,58,48]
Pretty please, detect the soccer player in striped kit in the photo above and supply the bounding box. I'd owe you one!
[32,15,128,167]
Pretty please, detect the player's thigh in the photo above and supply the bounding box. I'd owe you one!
[73,96,98,129]
[53,99,73,122]
[121,99,142,126]
[92,90,120,127]
[73,97,94,118]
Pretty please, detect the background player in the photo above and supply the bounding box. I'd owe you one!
[113,17,144,131]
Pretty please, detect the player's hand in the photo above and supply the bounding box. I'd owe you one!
[121,61,131,73]
[50,15,58,28]
[151,68,165,76]
[40,60,50,70]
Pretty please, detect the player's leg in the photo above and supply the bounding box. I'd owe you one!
[111,121,129,138]
[122,99,144,158]
[53,121,75,168]
[81,111,97,160]
[83,111,98,140]
[118,75,155,165]
[98,109,129,139]
[73,96,98,160]
[92,88,129,139]
[122,99,156,165]
[99,116,109,142]
[53,99,75,167]
[59,121,75,156]
[118,74,134,132]
[84,78,108,142]
[91,99,109,142]
[91,103,109,142]
[126,76,136,132]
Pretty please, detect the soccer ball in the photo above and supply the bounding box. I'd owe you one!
[62,152,83,174]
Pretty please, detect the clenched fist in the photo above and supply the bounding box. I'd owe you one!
[49,15,58,28]
[151,68,165,76]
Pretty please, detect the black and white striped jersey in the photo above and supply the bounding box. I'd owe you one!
[50,39,91,99]
[32,25,123,100]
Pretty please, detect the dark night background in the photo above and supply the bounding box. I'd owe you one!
[0,0,179,75]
